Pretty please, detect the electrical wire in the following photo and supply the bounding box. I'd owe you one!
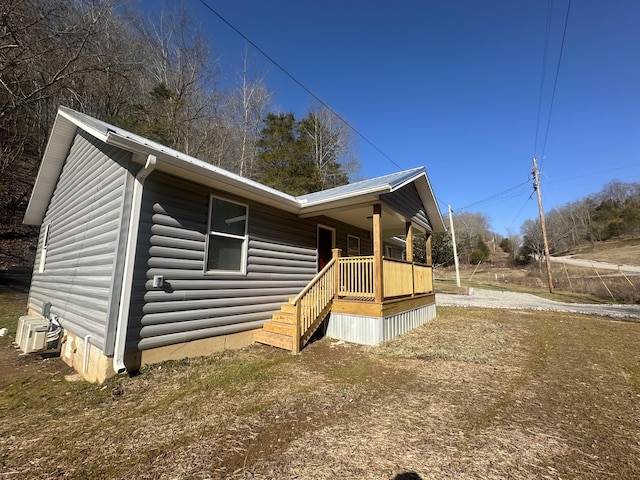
[539,0,573,163]
[533,0,554,157]
[197,0,403,170]
[505,191,536,232]
[545,163,640,184]
[455,178,532,212]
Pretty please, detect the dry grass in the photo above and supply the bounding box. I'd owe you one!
[570,238,640,265]
[435,254,640,304]
[1,291,639,479]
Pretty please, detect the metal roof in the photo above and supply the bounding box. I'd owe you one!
[297,167,425,205]
[25,107,446,233]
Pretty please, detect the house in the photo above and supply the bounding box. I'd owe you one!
[23,107,446,383]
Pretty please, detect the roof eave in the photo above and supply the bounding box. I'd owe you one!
[23,113,78,225]
[414,172,446,233]
[105,132,301,213]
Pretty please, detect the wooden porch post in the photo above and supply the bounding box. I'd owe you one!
[406,222,415,296]
[332,248,341,298]
[426,233,433,293]
[373,204,384,303]
[405,222,414,262]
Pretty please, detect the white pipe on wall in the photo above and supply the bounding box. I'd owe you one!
[113,154,157,374]
[83,334,92,374]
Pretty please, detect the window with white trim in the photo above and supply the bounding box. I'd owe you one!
[347,234,360,257]
[38,223,50,273]
[206,196,248,273]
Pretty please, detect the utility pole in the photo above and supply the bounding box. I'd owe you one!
[532,157,554,293]
[448,205,461,288]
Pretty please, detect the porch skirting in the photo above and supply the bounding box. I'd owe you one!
[326,302,436,346]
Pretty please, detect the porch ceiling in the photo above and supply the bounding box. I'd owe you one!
[303,201,420,237]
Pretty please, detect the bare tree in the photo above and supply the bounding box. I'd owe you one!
[134,2,218,156]
[227,48,272,178]
[452,211,491,263]
[299,104,359,188]
[0,0,137,171]
[521,218,545,265]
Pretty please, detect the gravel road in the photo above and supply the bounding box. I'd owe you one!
[437,288,640,321]
[550,255,640,274]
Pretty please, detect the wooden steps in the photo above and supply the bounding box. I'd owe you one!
[254,262,336,352]
[253,329,294,350]
[263,319,295,336]
[253,304,298,351]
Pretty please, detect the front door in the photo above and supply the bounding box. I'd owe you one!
[317,226,334,271]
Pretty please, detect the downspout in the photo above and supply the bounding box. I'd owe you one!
[113,154,157,374]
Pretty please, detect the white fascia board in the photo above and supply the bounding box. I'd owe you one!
[297,198,379,218]
[387,169,425,193]
[58,107,109,143]
[297,185,391,211]
[413,173,446,233]
[106,132,300,213]
[24,113,77,225]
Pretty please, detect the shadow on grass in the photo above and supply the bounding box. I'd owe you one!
[393,473,423,480]
[0,267,31,294]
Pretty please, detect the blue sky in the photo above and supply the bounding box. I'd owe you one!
[148,0,640,235]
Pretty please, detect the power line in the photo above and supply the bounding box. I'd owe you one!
[197,0,403,171]
[545,162,640,184]
[539,0,573,162]
[533,0,554,157]
[455,178,532,212]
[505,191,536,232]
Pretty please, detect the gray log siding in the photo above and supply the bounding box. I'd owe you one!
[127,173,372,352]
[381,183,431,231]
[28,130,134,353]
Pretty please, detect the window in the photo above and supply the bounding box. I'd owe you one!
[38,224,50,273]
[347,235,360,257]
[206,196,248,273]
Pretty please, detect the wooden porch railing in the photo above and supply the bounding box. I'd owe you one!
[287,254,434,353]
[337,256,375,300]
[413,262,433,294]
[336,256,433,300]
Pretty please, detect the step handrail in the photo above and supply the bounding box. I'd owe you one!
[291,257,337,305]
[291,257,337,353]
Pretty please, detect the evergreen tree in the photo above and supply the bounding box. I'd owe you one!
[255,113,321,195]
[431,232,455,267]
[255,112,351,195]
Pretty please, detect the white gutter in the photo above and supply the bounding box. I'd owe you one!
[113,154,157,374]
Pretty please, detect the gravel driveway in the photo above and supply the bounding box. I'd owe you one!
[550,255,640,274]
[437,288,640,321]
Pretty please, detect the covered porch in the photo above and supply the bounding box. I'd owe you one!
[295,199,437,350]
[255,197,439,352]
[253,167,446,352]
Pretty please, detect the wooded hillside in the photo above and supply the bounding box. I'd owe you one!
[521,180,640,258]
[0,0,357,269]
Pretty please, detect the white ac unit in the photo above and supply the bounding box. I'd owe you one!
[16,315,50,354]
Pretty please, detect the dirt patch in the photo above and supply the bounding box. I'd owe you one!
[0,345,72,383]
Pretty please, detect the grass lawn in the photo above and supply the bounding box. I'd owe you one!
[1,292,639,479]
